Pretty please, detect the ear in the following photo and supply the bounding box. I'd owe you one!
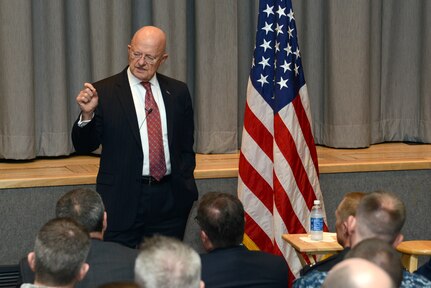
[200,280,205,288]
[200,230,213,252]
[103,211,108,231]
[341,221,349,235]
[393,234,404,248]
[76,263,89,282]
[160,53,169,65]
[27,252,36,272]
[346,215,356,235]
[199,230,208,244]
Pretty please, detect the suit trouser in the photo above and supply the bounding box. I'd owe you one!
[104,176,188,248]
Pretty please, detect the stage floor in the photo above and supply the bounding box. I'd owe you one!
[0,142,430,189]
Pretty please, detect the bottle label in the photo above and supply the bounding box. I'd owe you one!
[311,217,323,231]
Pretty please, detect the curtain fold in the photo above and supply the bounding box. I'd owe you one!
[0,0,430,159]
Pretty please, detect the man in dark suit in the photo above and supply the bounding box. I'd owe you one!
[20,188,138,287]
[196,192,288,288]
[72,26,198,248]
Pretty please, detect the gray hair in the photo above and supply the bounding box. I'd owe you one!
[135,235,201,288]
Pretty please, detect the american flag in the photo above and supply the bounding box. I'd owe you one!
[237,0,326,285]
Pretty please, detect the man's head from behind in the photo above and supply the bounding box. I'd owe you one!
[335,192,365,247]
[135,235,203,288]
[345,238,403,287]
[27,218,90,287]
[196,192,244,251]
[323,258,395,288]
[56,188,106,234]
[348,190,406,246]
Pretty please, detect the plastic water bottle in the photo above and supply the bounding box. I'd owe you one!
[310,200,324,241]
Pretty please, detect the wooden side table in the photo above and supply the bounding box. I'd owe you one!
[282,233,343,267]
[396,240,431,272]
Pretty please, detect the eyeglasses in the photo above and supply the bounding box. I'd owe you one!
[129,50,159,64]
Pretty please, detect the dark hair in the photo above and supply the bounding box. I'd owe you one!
[34,218,90,286]
[56,188,105,232]
[355,190,406,243]
[346,238,403,287]
[196,192,244,248]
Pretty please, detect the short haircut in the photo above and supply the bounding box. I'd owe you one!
[56,188,105,232]
[196,192,244,248]
[345,238,403,287]
[336,192,366,222]
[33,218,90,286]
[135,235,201,288]
[355,190,406,243]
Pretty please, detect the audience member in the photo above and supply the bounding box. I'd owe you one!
[322,258,395,288]
[135,235,204,288]
[415,258,431,281]
[345,238,403,287]
[21,188,138,287]
[300,192,365,276]
[293,190,431,287]
[21,218,90,288]
[197,192,288,288]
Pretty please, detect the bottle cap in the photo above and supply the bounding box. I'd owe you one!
[314,200,320,205]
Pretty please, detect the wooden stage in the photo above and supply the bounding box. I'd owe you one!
[0,142,430,189]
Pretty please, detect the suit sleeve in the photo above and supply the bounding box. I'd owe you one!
[179,85,196,179]
[72,105,103,154]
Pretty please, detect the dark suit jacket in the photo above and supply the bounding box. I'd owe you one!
[72,68,198,231]
[20,239,138,288]
[299,247,350,276]
[200,245,289,288]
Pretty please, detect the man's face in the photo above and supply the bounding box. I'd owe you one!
[128,43,167,82]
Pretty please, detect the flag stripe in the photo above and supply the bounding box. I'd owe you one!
[238,152,273,212]
[245,210,274,251]
[274,112,316,207]
[292,90,319,174]
[243,100,273,161]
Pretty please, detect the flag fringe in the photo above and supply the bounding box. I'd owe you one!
[243,233,261,251]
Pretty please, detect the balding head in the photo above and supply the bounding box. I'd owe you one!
[131,26,167,52]
[128,26,168,82]
[323,258,395,288]
[349,191,406,247]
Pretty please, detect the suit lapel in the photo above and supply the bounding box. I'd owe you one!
[116,69,142,147]
[158,74,174,147]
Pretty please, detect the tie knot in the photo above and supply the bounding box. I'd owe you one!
[142,82,151,91]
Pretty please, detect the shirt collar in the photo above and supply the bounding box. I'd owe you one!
[127,67,158,87]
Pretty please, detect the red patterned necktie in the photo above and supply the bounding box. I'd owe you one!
[142,82,166,181]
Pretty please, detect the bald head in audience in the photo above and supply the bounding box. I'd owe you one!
[322,258,395,288]
[345,238,403,287]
